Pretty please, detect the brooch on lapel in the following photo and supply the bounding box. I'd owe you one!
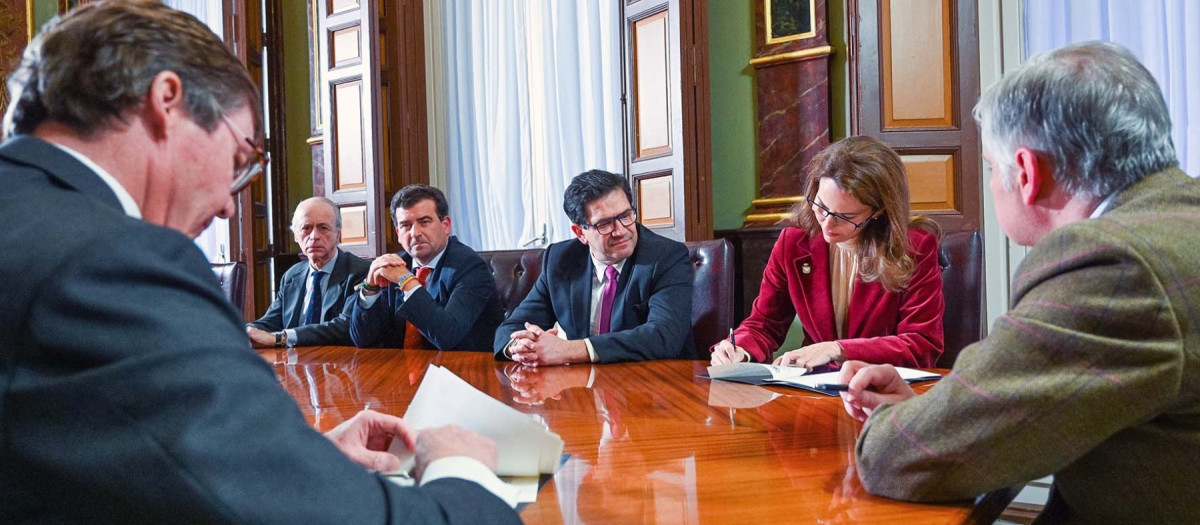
[801,263,812,274]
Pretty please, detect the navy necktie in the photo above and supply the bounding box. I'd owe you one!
[304,270,323,325]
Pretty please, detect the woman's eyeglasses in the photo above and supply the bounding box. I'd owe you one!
[811,199,874,229]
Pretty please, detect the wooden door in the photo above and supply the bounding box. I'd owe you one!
[226,0,269,320]
[622,0,712,241]
[317,0,385,258]
[849,0,982,233]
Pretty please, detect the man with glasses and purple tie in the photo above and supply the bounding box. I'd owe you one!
[495,169,694,365]
[0,2,518,524]
[245,197,370,348]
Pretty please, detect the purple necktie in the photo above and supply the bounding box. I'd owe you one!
[596,265,618,335]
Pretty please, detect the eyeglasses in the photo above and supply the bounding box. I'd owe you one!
[220,114,269,195]
[811,199,874,229]
[582,209,637,235]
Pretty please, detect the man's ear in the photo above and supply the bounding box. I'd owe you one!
[143,71,186,140]
[570,223,588,244]
[1012,147,1044,205]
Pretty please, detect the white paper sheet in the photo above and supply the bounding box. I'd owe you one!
[386,365,564,479]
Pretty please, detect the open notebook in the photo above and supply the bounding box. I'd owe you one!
[707,362,940,396]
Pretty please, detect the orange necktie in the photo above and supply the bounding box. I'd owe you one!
[403,266,434,349]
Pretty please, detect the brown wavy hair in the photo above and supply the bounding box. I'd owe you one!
[790,136,940,292]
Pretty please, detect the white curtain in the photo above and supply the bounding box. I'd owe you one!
[1024,0,1200,177]
[442,0,623,251]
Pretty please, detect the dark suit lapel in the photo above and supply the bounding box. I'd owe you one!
[321,250,349,318]
[794,234,836,341]
[0,136,124,213]
[424,238,461,302]
[284,265,307,328]
[568,248,592,340]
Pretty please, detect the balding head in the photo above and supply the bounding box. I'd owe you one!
[291,197,341,268]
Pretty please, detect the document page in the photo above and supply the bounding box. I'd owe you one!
[385,365,564,502]
[706,362,809,385]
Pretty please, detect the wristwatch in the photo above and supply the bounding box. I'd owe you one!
[274,331,287,347]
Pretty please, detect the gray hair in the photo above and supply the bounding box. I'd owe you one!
[974,41,1176,197]
[3,0,260,138]
[292,197,342,231]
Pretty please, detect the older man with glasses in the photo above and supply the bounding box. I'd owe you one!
[495,169,695,365]
[0,2,519,524]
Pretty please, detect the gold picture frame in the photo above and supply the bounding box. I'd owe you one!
[764,0,817,45]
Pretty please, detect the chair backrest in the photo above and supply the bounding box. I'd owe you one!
[478,248,546,319]
[211,261,248,313]
[937,230,983,368]
[684,239,735,358]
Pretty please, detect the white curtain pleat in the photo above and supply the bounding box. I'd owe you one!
[1024,0,1198,176]
[443,0,622,250]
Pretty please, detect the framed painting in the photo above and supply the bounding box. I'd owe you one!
[764,0,816,44]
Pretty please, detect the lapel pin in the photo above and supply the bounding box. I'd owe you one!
[801,263,812,274]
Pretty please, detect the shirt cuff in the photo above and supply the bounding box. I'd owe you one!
[419,456,519,508]
[583,338,599,363]
[401,283,423,302]
[285,328,298,348]
[358,290,382,308]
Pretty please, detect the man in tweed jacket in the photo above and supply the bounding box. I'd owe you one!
[836,42,1200,524]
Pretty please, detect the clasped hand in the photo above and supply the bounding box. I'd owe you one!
[507,322,586,367]
[364,254,411,291]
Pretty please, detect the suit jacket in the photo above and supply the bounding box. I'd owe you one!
[248,250,370,346]
[855,168,1200,525]
[733,226,944,366]
[349,236,504,350]
[494,224,694,362]
[0,135,519,525]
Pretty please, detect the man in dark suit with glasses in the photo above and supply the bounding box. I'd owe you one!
[495,169,694,365]
[0,2,518,523]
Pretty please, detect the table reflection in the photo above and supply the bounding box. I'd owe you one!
[258,348,995,524]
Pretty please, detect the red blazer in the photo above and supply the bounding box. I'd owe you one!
[733,227,944,367]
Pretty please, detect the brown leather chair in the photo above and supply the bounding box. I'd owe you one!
[210,261,247,312]
[478,248,546,319]
[684,239,735,358]
[937,230,983,368]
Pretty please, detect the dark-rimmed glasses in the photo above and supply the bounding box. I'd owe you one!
[811,199,874,229]
[221,114,269,195]
[582,209,637,235]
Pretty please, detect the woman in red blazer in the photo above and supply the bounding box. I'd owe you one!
[712,137,944,368]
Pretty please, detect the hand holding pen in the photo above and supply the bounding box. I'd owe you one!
[830,360,917,422]
[709,327,749,365]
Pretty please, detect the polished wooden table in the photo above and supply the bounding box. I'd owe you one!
[260,346,1011,524]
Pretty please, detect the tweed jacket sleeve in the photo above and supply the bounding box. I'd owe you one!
[854,213,1198,523]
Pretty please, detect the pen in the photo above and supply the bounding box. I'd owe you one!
[728,328,736,347]
[814,383,849,392]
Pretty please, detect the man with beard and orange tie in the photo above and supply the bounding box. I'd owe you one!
[349,184,503,350]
